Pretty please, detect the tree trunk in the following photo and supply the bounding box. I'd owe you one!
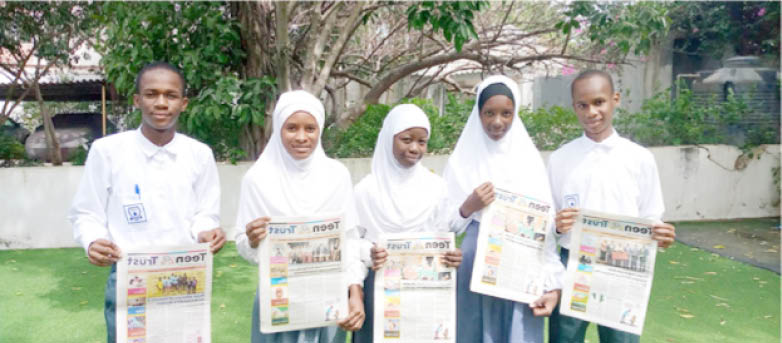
[34,82,62,165]
[236,1,277,159]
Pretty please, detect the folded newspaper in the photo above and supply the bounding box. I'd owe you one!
[117,244,213,343]
[375,232,456,343]
[258,214,348,333]
[471,188,553,304]
[560,209,658,335]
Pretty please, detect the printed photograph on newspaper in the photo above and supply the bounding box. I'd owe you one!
[258,214,347,333]
[374,232,456,343]
[560,210,658,336]
[116,244,213,343]
[471,188,553,304]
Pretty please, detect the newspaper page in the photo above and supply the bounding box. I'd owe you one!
[258,215,348,333]
[470,188,552,304]
[374,232,456,343]
[560,210,658,336]
[116,244,213,343]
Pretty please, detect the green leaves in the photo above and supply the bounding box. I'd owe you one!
[406,1,486,52]
[558,1,670,56]
[519,106,582,151]
[97,2,269,161]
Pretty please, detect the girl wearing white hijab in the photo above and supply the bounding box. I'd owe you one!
[350,104,463,343]
[443,75,564,343]
[234,90,366,343]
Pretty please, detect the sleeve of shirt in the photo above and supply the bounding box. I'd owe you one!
[189,148,221,239]
[342,182,369,288]
[442,198,473,235]
[234,175,260,265]
[69,142,111,253]
[638,152,665,222]
[547,153,566,240]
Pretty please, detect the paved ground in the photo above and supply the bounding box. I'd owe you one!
[674,217,780,273]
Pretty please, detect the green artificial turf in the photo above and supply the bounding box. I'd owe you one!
[1,238,779,342]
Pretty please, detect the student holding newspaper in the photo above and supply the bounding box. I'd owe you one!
[547,70,676,343]
[350,104,463,343]
[443,75,565,343]
[233,90,366,342]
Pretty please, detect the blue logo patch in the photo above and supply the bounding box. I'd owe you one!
[124,203,147,224]
[564,194,580,208]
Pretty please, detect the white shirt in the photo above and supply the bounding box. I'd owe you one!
[547,132,665,250]
[69,129,221,252]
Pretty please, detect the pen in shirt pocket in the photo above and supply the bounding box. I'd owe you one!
[135,184,141,200]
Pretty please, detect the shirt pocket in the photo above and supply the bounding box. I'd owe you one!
[114,192,150,228]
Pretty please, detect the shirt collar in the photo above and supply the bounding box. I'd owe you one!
[580,130,620,151]
[135,128,180,159]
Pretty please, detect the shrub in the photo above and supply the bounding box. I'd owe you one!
[519,105,582,151]
[0,134,26,160]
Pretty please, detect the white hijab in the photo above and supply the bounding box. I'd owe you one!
[443,75,554,219]
[236,90,357,224]
[354,104,446,242]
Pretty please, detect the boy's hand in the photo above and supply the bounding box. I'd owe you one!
[87,239,122,267]
[371,246,388,271]
[442,249,463,268]
[460,182,495,218]
[197,228,226,254]
[531,289,560,317]
[246,217,270,248]
[555,208,579,234]
[652,222,676,248]
[338,285,365,331]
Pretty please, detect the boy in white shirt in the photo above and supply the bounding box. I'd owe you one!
[69,62,226,343]
[547,70,676,343]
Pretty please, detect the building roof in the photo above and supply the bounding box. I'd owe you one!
[0,73,116,102]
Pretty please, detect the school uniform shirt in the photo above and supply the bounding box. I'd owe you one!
[547,131,665,251]
[69,128,221,252]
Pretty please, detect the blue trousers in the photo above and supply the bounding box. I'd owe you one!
[549,248,640,343]
[104,264,117,343]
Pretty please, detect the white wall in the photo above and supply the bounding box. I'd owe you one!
[1,145,778,250]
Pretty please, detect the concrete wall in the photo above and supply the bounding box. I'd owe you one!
[1,145,778,250]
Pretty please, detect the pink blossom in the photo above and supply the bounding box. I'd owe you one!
[606,63,617,70]
[600,49,607,55]
[757,7,767,17]
[609,41,617,47]
[692,27,699,33]
[562,65,577,76]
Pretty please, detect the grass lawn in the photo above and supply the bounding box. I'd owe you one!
[1,240,779,342]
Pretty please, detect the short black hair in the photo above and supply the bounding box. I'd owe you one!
[135,61,187,95]
[571,69,614,96]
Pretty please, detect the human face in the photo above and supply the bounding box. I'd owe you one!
[134,68,188,134]
[281,111,320,160]
[571,75,620,142]
[479,95,514,141]
[392,127,429,168]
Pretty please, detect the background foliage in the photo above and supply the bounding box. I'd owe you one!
[97,2,273,162]
[325,83,780,158]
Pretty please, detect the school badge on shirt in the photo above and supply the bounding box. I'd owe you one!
[124,203,148,224]
[564,194,580,208]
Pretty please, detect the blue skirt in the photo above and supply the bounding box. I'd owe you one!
[251,287,347,343]
[458,220,543,343]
